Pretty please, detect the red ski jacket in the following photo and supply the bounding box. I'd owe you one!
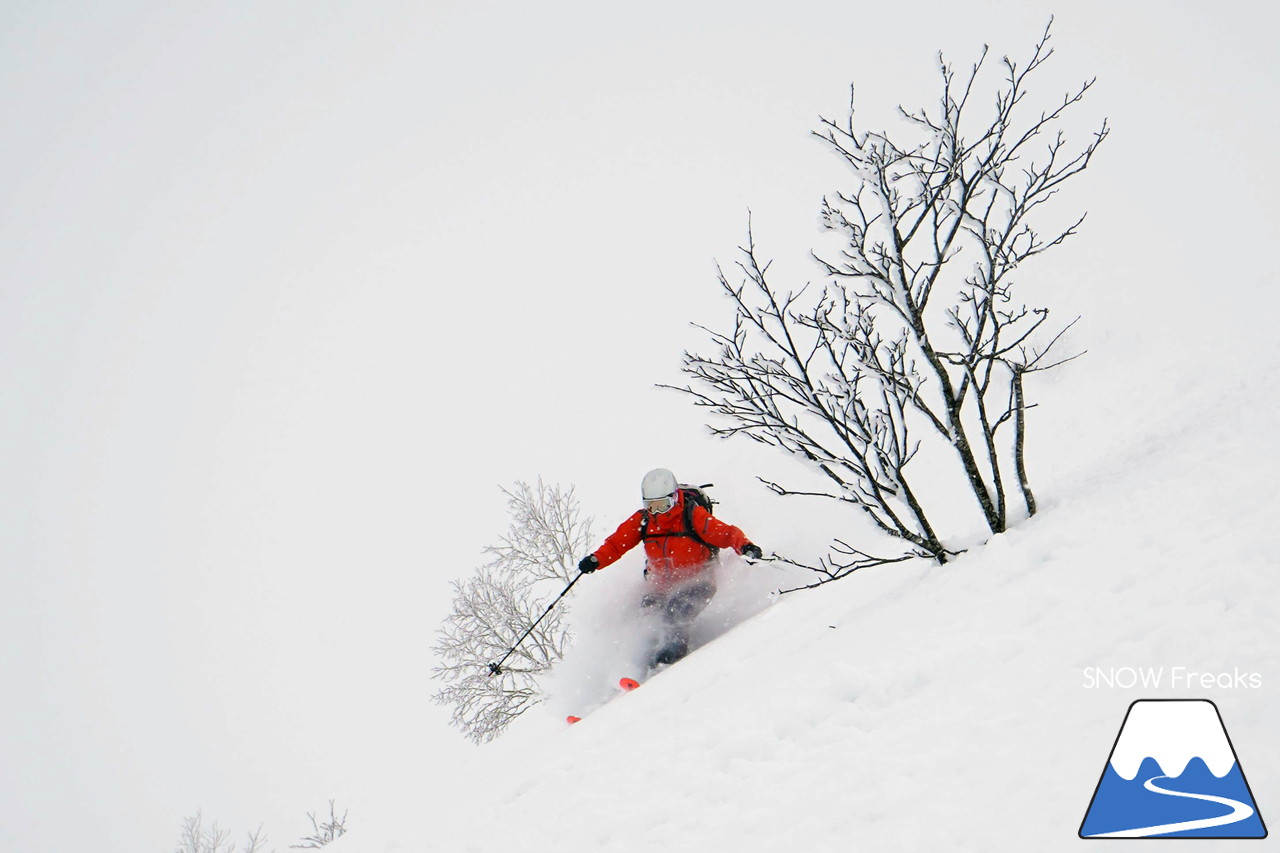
[591,491,752,589]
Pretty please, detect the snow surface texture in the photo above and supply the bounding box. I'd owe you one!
[328,309,1279,850]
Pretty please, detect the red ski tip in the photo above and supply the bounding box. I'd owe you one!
[619,677,640,692]
[566,715,582,725]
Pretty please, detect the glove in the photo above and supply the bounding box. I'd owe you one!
[741,543,763,560]
[578,555,599,574]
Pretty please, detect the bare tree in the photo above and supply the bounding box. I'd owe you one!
[671,20,1105,572]
[173,812,269,853]
[291,801,347,849]
[433,479,594,742]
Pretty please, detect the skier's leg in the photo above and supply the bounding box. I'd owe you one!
[639,589,671,668]
[652,580,715,666]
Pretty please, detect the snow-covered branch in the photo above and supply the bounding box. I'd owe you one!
[432,480,593,742]
[672,20,1102,575]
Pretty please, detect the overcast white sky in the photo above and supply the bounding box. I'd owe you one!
[2,1,1277,850]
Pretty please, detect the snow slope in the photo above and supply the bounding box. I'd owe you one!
[4,5,1277,851]
[326,312,1278,850]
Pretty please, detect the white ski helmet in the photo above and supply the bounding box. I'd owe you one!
[641,467,678,515]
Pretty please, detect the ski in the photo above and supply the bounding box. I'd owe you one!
[566,677,642,724]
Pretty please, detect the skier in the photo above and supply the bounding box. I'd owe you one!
[577,468,763,669]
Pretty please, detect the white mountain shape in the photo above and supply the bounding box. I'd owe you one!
[1109,700,1238,780]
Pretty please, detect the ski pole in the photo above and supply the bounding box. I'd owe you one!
[487,571,584,676]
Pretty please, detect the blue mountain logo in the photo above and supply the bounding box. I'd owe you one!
[1080,699,1266,839]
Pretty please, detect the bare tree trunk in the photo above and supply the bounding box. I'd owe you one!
[918,340,1005,533]
[899,475,948,562]
[1012,368,1037,517]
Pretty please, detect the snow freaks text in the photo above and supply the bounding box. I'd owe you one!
[1082,667,1263,690]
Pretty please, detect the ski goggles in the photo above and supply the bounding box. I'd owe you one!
[644,494,676,515]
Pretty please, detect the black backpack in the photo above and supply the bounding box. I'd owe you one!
[639,483,719,557]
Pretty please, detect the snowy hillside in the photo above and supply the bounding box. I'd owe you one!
[327,314,1278,850]
[5,4,1278,852]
